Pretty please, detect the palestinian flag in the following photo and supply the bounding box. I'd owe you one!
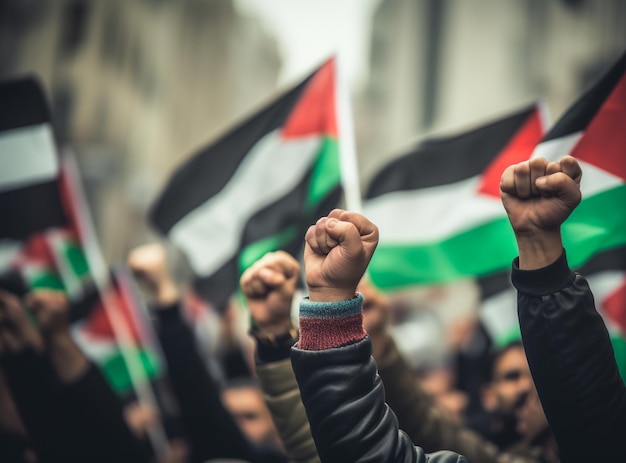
[71,267,163,394]
[0,77,67,239]
[150,58,343,308]
[480,49,626,376]
[59,154,164,394]
[531,50,626,267]
[364,104,546,290]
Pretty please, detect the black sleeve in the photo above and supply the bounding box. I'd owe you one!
[513,251,626,462]
[156,302,281,463]
[291,337,467,463]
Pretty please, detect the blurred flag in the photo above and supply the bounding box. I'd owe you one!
[0,77,67,239]
[364,104,545,290]
[532,50,626,267]
[479,50,626,379]
[150,58,344,308]
[0,77,163,394]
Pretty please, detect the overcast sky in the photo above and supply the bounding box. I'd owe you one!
[234,0,381,90]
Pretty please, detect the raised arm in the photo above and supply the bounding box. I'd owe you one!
[241,250,320,463]
[501,156,626,461]
[291,209,465,463]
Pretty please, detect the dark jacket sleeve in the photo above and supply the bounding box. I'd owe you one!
[513,251,626,462]
[291,336,467,463]
[156,302,287,463]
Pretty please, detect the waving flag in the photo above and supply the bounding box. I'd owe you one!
[364,104,546,290]
[480,50,626,379]
[532,50,626,267]
[150,58,344,308]
[0,77,163,395]
[0,77,67,239]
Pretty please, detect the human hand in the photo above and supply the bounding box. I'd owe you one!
[500,156,582,269]
[0,289,43,355]
[127,243,179,306]
[24,290,71,339]
[240,251,299,335]
[304,209,378,302]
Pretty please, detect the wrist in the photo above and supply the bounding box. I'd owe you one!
[515,230,563,270]
[308,286,357,302]
[154,280,180,307]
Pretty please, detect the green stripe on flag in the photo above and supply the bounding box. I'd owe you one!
[238,224,299,273]
[369,184,626,291]
[306,137,340,210]
[369,217,517,289]
[63,241,91,279]
[563,184,626,268]
[28,271,65,291]
[100,347,162,393]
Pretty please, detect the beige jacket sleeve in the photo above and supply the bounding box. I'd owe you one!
[376,335,541,463]
[255,358,321,463]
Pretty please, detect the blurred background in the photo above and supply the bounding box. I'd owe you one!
[2,0,624,266]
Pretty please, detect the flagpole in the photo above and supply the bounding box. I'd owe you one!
[61,151,170,458]
[334,53,362,213]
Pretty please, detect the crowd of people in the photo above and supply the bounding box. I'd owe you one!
[0,155,624,462]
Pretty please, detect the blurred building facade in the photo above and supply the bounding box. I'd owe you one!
[355,0,626,366]
[0,0,281,263]
[358,0,626,183]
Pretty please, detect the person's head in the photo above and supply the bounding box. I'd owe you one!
[482,341,532,417]
[221,377,282,450]
[516,383,549,443]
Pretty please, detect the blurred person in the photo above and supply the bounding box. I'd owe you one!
[128,244,288,463]
[0,288,150,463]
[221,376,284,451]
[511,385,558,463]
[240,250,320,463]
[477,341,533,450]
[502,155,626,461]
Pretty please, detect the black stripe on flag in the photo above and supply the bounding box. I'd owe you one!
[192,174,343,309]
[542,51,626,141]
[0,182,68,239]
[478,245,626,302]
[149,71,317,235]
[365,105,537,198]
[0,77,67,239]
[577,246,626,276]
[0,76,51,132]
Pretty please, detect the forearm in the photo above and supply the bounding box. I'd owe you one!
[156,302,255,462]
[514,251,626,461]
[292,294,420,462]
[256,357,320,463]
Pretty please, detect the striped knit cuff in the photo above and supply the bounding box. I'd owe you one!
[297,293,366,351]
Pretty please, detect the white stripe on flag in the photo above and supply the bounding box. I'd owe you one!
[170,130,321,276]
[531,132,583,162]
[0,240,20,268]
[0,124,58,192]
[363,176,504,244]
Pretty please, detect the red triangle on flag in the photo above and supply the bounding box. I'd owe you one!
[571,76,626,182]
[477,107,545,198]
[281,58,338,139]
[603,279,626,333]
[83,285,142,344]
